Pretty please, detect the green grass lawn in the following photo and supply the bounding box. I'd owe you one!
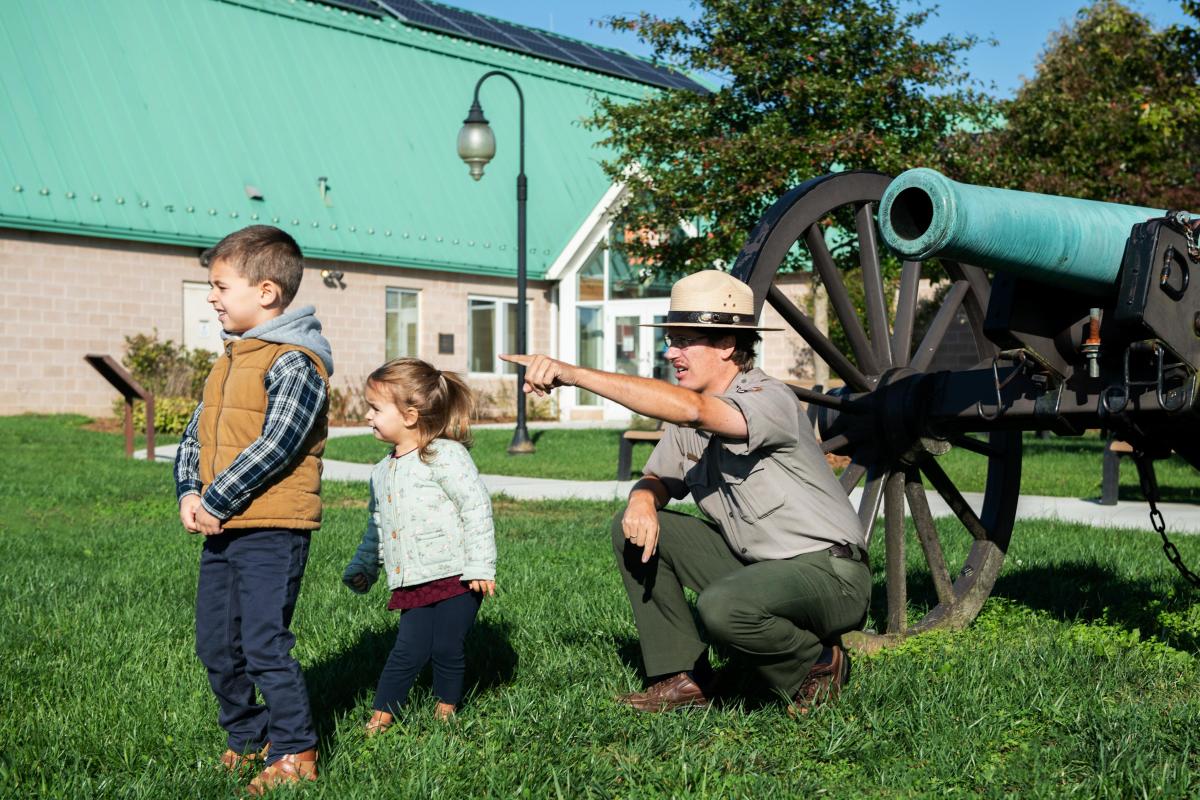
[326,427,658,482]
[4,415,1200,797]
[327,427,1199,502]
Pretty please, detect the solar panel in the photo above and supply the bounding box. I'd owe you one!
[364,0,705,93]
[321,0,384,16]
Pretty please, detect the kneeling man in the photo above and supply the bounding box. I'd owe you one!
[503,270,869,714]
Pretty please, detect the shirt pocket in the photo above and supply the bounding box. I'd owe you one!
[721,459,785,522]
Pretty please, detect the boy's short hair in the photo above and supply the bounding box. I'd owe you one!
[202,225,305,306]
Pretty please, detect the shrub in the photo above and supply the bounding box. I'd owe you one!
[111,395,198,435]
[329,380,369,425]
[471,381,557,422]
[121,330,215,400]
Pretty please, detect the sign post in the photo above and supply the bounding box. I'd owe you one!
[84,354,155,460]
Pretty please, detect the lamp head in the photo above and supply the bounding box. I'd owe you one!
[456,101,495,181]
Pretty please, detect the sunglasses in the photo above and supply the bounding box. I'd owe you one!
[663,333,710,350]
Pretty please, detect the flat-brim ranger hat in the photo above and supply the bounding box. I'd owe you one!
[641,269,782,331]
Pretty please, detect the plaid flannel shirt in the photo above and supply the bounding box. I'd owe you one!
[174,350,327,520]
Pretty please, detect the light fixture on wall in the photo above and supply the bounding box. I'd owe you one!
[320,268,345,288]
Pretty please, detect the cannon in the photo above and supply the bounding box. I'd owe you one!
[729,169,1199,641]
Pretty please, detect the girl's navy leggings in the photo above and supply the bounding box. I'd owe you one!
[374,591,481,713]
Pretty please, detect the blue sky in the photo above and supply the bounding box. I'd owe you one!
[445,1,1191,97]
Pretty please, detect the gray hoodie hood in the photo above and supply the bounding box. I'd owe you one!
[223,305,335,376]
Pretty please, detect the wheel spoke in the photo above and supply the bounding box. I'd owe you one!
[904,467,955,607]
[891,260,921,367]
[805,224,880,376]
[820,431,865,454]
[943,259,991,320]
[839,457,867,492]
[919,455,988,540]
[856,202,893,371]
[858,463,887,545]
[948,433,1001,458]
[767,285,872,392]
[910,280,969,373]
[786,384,857,412]
[884,470,907,634]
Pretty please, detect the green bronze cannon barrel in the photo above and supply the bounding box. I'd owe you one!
[878,168,1165,295]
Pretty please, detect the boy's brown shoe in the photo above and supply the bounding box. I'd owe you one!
[788,644,849,717]
[246,749,318,795]
[219,743,270,772]
[615,672,710,713]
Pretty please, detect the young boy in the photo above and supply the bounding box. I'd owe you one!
[173,225,333,794]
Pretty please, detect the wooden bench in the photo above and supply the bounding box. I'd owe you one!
[617,425,664,481]
[1100,438,1168,505]
[1101,438,1135,506]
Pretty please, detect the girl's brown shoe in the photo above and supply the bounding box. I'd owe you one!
[364,710,394,738]
[246,750,318,795]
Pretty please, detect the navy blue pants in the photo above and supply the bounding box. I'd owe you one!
[195,529,317,760]
[374,591,481,713]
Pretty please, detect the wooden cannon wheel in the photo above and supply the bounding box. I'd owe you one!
[730,171,1022,641]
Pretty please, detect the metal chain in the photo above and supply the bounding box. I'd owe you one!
[1133,451,1200,588]
[1170,210,1200,260]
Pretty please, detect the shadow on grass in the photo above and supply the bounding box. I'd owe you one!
[305,617,518,749]
[607,626,790,712]
[991,562,1180,628]
[1116,484,1197,503]
[868,560,1198,650]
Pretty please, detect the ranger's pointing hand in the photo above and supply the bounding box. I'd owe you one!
[498,353,579,397]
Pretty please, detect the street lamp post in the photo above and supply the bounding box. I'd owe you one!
[457,70,535,455]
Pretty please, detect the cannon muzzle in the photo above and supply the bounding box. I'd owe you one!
[879,168,1165,295]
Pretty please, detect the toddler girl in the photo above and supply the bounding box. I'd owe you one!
[342,358,496,734]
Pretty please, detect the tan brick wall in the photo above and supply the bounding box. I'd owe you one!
[759,272,817,382]
[0,228,552,416]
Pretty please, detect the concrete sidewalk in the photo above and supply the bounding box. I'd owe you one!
[138,442,1200,534]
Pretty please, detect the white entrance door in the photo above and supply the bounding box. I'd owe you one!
[603,301,670,418]
[183,281,223,353]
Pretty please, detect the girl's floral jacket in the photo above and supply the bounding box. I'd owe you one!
[342,439,495,592]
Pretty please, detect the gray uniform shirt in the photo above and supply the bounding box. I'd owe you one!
[643,367,865,562]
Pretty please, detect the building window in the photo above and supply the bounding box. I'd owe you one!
[468,297,518,374]
[576,306,603,406]
[609,228,673,300]
[577,246,605,301]
[385,288,419,360]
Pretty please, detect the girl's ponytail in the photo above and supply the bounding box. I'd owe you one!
[437,369,474,448]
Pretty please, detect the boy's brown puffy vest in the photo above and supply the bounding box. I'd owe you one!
[198,339,329,530]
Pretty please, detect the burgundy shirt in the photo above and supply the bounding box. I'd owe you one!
[387,574,470,611]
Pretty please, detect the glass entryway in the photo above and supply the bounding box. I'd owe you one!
[604,301,671,415]
[564,226,674,418]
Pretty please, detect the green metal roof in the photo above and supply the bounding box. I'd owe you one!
[0,0,656,279]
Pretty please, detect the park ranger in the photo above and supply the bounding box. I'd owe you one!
[501,270,870,714]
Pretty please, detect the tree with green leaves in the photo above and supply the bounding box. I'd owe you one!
[946,0,1200,209]
[589,0,991,274]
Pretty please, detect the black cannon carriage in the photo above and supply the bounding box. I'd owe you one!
[729,169,1199,643]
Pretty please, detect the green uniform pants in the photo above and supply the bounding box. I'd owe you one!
[611,508,871,697]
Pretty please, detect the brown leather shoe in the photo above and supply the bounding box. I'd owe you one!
[246,749,318,795]
[789,644,849,716]
[365,710,393,738]
[616,672,710,713]
[219,742,269,772]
